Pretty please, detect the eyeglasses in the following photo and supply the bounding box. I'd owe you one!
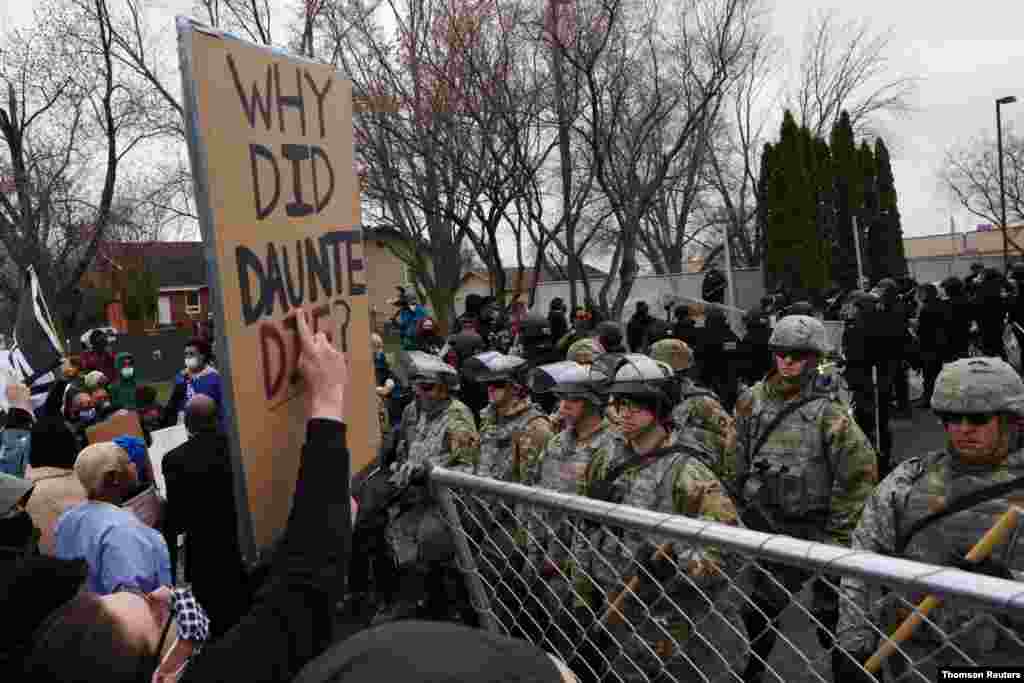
[936,412,997,427]
[611,398,652,415]
[774,350,814,363]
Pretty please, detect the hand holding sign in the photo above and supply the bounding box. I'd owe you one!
[297,307,348,422]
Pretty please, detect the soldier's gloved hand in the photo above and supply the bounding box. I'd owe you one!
[830,647,880,683]
[389,461,425,489]
[950,553,1014,580]
[635,543,677,585]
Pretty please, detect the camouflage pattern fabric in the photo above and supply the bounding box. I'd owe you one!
[734,372,878,545]
[388,398,481,566]
[477,400,553,484]
[671,378,738,483]
[566,337,602,365]
[528,419,620,583]
[576,432,749,682]
[837,448,1024,672]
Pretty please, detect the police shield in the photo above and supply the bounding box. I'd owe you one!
[395,350,458,388]
[462,352,527,384]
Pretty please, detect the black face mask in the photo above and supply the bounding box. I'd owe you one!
[0,510,37,551]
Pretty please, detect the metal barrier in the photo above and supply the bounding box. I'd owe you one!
[427,466,1024,683]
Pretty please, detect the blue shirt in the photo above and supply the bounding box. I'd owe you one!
[54,501,172,595]
[171,368,225,430]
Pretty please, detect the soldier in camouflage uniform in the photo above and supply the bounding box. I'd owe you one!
[525,360,620,654]
[650,338,738,483]
[384,351,481,622]
[835,357,1024,683]
[551,338,612,434]
[734,315,878,682]
[574,353,748,683]
[462,351,554,640]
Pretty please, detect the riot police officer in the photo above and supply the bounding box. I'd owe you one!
[383,351,480,623]
[836,357,1024,681]
[734,315,878,682]
[576,353,748,682]
[649,338,737,482]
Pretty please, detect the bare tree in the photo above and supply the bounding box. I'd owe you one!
[0,0,158,331]
[793,10,917,139]
[555,0,756,318]
[942,131,1024,247]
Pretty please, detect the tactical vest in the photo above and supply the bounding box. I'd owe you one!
[890,451,1024,652]
[477,402,546,481]
[740,386,834,538]
[406,400,457,468]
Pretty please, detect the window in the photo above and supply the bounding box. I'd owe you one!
[185,291,201,315]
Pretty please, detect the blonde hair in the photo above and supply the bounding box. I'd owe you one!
[74,442,131,498]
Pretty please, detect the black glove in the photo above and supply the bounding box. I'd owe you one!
[635,543,677,585]
[588,478,623,504]
[950,553,1014,580]
[830,647,880,683]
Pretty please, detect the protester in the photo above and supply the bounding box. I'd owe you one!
[162,337,223,428]
[162,395,250,638]
[112,434,156,490]
[391,287,428,350]
[53,441,171,595]
[24,416,86,556]
[626,300,654,352]
[0,382,34,477]
[0,472,37,560]
[83,369,108,393]
[80,329,117,384]
[20,308,353,683]
[547,297,569,344]
[109,352,139,411]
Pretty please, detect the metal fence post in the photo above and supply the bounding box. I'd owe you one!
[433,479,500,634]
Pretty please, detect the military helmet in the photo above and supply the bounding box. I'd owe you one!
[567,337,601,365]
[398,350,460,390]
[528,360,605,406]
[463,351,528,385]
[449,329,485,358]
[784,301,815,317]
[769,315,827,354]
[649,338,692,372]
[598,353,679,414]
[930,357,1024,416]
[518,312,553,343]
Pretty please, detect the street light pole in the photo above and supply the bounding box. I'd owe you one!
[997,95,1017,271]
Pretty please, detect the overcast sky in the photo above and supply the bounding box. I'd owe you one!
[3,0,1023,240]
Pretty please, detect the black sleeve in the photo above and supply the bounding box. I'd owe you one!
[181,419,350,683]
[161,455,183,585]
[161,381,187,428]
[5,408,34,431]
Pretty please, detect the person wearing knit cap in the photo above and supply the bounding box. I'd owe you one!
[53,442,171,594]
[83,370,108,392]
[291,621,579,683]
[24,416,86,555]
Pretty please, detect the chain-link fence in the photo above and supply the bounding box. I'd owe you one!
[423,467,1024,683]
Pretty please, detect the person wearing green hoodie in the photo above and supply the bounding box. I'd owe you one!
[109,353,138,411]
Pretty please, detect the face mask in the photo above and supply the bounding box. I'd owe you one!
[121,367,134,379]
[185,357,201,371]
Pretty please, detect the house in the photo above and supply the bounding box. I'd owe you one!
[903,224,1024,259]
[455,264,606,314]
[84,230,424,335]
[81,241,211,335]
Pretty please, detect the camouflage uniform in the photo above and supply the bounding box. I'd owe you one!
[477,400,552,483]
[734,315,878,680]
[671,377,738,484]
[388,397,480,566]
[574,432,749,682]
[837,357,1024,680]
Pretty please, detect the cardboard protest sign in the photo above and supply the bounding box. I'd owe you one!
[87,410,145,444]
[178,19,378,563]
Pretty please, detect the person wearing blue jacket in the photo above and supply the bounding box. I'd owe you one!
[162,338,223,429]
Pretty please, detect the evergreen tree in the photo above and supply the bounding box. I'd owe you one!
[858,141,879,284]
[811,135,835,302]
[874,138,908,277]
[829,112,861,289]
[755,142,773,272]
[764,111,830,296]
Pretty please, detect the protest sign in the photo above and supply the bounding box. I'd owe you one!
[178,19,378,563]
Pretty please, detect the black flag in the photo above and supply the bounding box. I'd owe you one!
[11,266,64,387]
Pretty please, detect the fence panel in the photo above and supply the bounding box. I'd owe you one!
[427,467,1024,683]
